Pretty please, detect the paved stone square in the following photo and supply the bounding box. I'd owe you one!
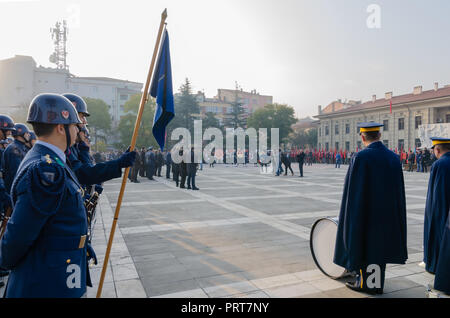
[1,163,432,298]
[81,163,435,298]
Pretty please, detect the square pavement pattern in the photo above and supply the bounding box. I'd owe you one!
[1,164,434,298]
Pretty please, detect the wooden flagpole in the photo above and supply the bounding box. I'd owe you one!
[96,8,168,298]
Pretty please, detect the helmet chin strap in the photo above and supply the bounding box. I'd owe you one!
[64,124,71,153]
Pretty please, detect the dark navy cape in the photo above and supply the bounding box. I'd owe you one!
[334,141,408,271]
[434,208,450,294]
[423,152,450,275]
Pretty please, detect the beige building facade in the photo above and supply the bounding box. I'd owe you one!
[315,84,450,152]
[195,88,273,126]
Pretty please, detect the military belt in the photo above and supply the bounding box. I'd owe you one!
[41,235,87,250]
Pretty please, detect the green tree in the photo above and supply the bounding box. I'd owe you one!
[202,112,221,130]
[224,84,247,129]
[118,93,159,149]
[165,78,200,149]
[247,103,297,144]
[289,128,318,149]
[84,97,112,145]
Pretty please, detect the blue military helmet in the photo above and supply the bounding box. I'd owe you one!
[79,126,89,136]
[27,93,82,125]
[0,115,16,132]
[62,93,90,117]
[28,131,37,141]
[12,123,30,137]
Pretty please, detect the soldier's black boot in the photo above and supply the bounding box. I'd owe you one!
[345,270,384,295]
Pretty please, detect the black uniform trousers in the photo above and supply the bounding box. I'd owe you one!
[298,162,304,177]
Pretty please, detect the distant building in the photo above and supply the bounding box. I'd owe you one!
[315,83,450,152]
[195,88,273,126]
[291,117,318,132]
[0,55,143,128]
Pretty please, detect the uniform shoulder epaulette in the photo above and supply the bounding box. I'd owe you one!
[14,155,67,215]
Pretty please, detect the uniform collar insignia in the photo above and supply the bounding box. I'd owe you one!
[53,156,65,167]
[44,154,53,164]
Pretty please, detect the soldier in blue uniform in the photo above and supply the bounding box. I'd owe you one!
[2,123,31,194]
[0,93,90,297]
[61,93,136,189]
[423,137,450,295]
[145,147,156,180]
[0,115,16,283]
[0,115,16,209]
[61,93,136,288]
[334,122,408,295]
[26,131,37,149]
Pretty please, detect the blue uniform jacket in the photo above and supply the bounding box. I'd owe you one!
[0,147,8,211]
[0,143,88,298]
[66,143,122,186]
[2,139,28,194]
[334,141,408,271]
[423,152,450,274]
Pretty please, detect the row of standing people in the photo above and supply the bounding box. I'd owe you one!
[125,146,200,190]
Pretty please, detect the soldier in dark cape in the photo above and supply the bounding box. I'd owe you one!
[423,137,450,295]
[334,122,408,295]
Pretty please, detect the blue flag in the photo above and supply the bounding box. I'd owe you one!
[150,29,174,151]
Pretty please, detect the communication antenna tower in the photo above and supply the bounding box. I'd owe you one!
[49,20,69,70]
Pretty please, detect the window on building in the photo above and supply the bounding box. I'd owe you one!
[120,94,128,101]
[398,139,405,151]
[345,124,350,134]
[325,142,329,151]
[335,142,339,150]
[383,140,389,148]
[325,126,329,136]
[415,116,422,129]
[383,120,389,131]
[335,124,339,135]
[319,127,321,137]
[319,143,321,150]
[415,138,421,148]
[92,86,98,93]
[345,141,350,151]
[357,141,362,150]
[447,114,450,123]
[398,118,405,130]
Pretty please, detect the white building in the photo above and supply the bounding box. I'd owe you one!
[0,55,143,128]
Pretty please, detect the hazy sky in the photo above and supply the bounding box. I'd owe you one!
[1,0,450,118]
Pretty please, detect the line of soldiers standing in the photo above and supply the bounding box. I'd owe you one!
[129,147,165,183]
[128,146,199,190]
